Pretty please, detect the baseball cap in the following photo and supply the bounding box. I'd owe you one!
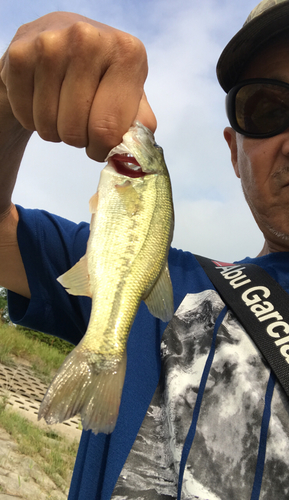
[217,0,289,92]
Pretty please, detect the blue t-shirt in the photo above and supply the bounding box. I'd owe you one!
[8,206,289,499]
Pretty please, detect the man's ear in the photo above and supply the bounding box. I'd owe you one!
[223,127,240,178]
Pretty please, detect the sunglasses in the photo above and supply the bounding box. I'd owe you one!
[226,78,289,138]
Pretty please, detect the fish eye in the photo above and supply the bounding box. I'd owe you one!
[154,142,163,153]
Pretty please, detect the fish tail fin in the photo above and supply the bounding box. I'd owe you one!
[38,347,127,435]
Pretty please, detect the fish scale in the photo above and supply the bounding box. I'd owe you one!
[38,122,174,435]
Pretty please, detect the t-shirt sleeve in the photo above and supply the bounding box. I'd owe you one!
[8,205,91,346]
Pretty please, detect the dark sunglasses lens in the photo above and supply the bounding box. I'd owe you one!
[235,83,289,135]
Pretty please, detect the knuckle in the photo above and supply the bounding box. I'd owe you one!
[15,114,35,132]
[38,130,61,143]
[6,40,29,72]
[34,116,59,141]
[34,31,61,63]
[59,129,87,148]
[90,116,122,150]
[67,21,99,54]
[116,33,147,70]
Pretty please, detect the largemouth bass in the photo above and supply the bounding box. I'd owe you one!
[38,122,174,435]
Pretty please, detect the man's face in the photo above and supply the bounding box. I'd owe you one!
[225,38,289,253]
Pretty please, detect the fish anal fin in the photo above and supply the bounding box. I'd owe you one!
[57,255,91,297]
[144,261,174,322]
[38,348,127,435]
[89,192,99,214]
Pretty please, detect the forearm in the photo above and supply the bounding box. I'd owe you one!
[0,74,32,216]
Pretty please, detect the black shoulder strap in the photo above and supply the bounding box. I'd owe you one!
[194,254,289,398]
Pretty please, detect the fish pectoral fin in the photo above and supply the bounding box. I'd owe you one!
[144,261,174,322]
[57,255,92,297]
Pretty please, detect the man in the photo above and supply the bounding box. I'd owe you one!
[1,0,289,498]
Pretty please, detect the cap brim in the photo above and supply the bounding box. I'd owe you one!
[217,2,289,92]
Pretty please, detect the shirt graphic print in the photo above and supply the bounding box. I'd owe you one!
[111,290,289,499]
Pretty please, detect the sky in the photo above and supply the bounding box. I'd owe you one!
[0,0,265,262]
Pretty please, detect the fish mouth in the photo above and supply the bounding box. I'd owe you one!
[110,154,147,179]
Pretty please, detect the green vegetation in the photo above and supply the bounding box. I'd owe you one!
[0,288,74,381]
[0,323,74,383]
[18,326,74,355]
[0,290,79,494]
[0,288,8,323]
[0,399,79,491]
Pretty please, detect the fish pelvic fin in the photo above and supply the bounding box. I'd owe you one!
[38,347,127,435]
[144,261,174,322]
[57,255,91,297]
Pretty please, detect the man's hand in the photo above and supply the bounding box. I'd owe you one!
[0,11,156,161]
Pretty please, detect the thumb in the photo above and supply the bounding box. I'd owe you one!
[135,92,157,133]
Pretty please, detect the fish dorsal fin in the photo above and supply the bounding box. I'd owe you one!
[57,255,92,297]
[144,261,174,322]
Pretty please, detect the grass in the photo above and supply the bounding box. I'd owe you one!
[0,322,79,492]
[0,398,79,492]
[0,323,74,383]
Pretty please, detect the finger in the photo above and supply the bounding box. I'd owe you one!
[33,54,99,146]
[86,36,149,161]
[32,32,67,142]
[1,39,35,130]
[135,92,157,133]
[86,78,141,161]
[30,25,101,145]
[56,71,96,148]
[0,59,16,120]
[56,28,104,148]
